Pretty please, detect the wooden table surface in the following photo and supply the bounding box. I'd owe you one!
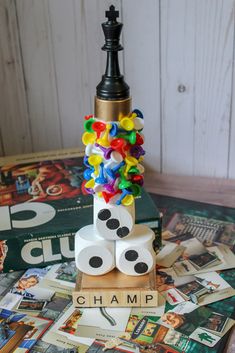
[145,172,235,208]
[145,172,235,352]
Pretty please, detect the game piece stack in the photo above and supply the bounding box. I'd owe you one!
[75,6,156,278]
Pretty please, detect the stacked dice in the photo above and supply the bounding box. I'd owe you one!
[75,110,156,276]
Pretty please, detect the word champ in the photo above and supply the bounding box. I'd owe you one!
[73,290,158,308]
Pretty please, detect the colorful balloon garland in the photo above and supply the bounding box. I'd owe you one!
[82,110,145,206]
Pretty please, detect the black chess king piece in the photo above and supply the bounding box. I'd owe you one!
[95,5,131,121]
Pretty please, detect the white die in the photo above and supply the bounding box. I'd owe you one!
[93,196,135,240]
[115,224,156,276]
[75,224,115,276]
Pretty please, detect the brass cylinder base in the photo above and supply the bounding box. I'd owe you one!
[94,97,132,121]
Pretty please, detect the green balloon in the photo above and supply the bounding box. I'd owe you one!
[129,166,139,174]
[118,167,132,189]
[117,131,136,145]
[84,118,96,133]
[130,184,141,196]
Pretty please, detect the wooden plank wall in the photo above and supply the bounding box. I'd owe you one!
[0,0,235,179]
[0,0,31,155]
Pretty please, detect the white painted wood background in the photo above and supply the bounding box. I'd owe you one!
[0,0,235,179]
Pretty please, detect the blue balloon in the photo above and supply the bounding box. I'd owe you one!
[110,123,118,137]
[132,109,144,119]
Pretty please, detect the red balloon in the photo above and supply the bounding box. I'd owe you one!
[136,133,144,145]
[84,114,93,120]
[92,122,106,138]
[131,174,144,186]
[110,138,126,158]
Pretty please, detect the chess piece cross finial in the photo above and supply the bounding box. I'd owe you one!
[105,5,119,22]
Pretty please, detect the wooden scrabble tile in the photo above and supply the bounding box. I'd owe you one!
[140,291,158,307]
[106,292,123,306]
[89,292,107,307]
[73,291,90,307]
[121,291,141,307]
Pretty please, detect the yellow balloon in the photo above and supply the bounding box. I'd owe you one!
[85,179,95,189]
[124,156,138,176]
[120,117,134,131]
[122,194,134,206]
[118,113,126,122]
[82,132,96,146]
[97,124,111,147]
[88,155,102,175]
[130,112,137,119]
[88,155,102,166]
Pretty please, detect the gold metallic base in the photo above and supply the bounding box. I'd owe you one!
[94,97,131,121]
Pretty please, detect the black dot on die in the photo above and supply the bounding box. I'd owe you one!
[117,227,130,238]
[125,250,139,261]
[89,256,103,268]
[98,209,111,221]
[106,218,120,229]
[134,262,148,274]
